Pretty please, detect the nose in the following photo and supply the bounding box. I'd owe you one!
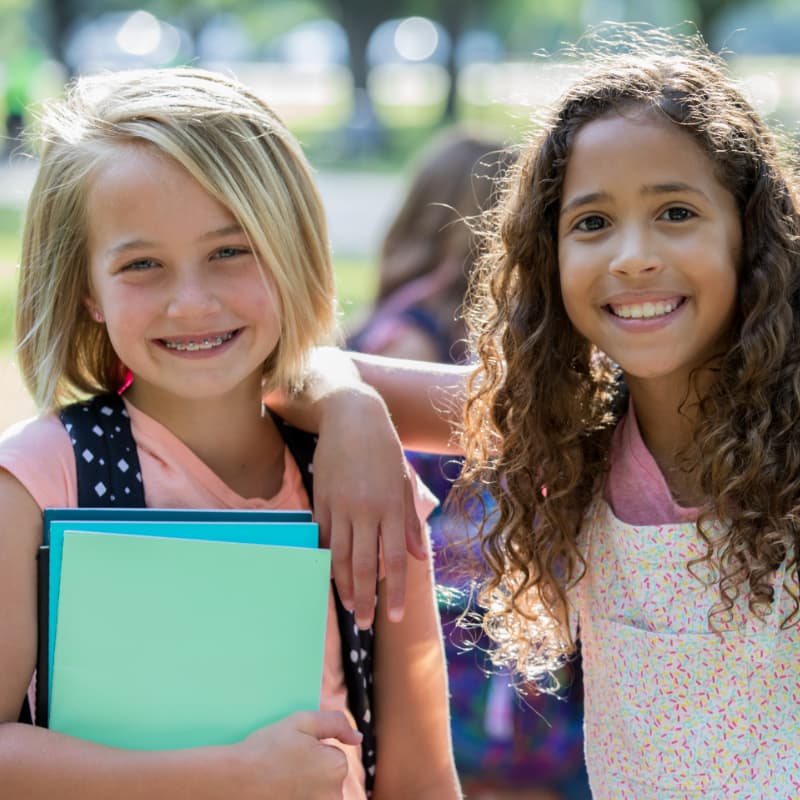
[166,268,221,319]
[608,225,664,278]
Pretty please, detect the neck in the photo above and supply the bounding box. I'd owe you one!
[124,378,286,499]
[625,372,711,507]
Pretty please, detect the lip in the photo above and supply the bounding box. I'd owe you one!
[155,328,242,355]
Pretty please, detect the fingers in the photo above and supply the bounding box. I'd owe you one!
[329,511,354,613]
[315,496,333,549]
[379,510,409,624]
[327,477,422,626]
[351,513,379,629]
[292,710,363,746]
[403,474,427,561]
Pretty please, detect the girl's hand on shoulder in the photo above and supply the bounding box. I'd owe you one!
[268,346,427,629]
[236,710,361,799]
[313,385,426,629]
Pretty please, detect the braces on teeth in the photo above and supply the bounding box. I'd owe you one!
[164,332,234,351]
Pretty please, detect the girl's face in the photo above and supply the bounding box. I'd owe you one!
[557,110,741,392]
[85,145,282,412]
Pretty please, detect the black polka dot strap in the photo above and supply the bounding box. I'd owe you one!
[59,393,146,508]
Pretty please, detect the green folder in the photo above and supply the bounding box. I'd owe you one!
[49,530,331,750]
[46,517,319,704]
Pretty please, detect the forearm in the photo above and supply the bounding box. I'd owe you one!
[0,724,239,800]
[372,553,461,799]
[351,352,467,454]
[268,348,467,454]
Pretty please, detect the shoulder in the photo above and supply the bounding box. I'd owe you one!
[0,412,76,510]
[0,411,71,457]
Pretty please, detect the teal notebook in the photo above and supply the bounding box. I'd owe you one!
[49,530,331,750]
[46,516,318,703]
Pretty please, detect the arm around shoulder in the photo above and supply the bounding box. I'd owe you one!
[351,351,467,455]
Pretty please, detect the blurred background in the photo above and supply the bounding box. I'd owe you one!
[3,0,800,428]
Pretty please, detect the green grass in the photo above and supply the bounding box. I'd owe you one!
[0,206,21,355]
[334,256,376,326]
[0,266,17,356]
[0,206,22,265]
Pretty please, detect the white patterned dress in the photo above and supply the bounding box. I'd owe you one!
[575,500,800,799]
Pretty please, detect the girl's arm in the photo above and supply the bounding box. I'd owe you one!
[0,471,361,800]
[269,347,468,629]
[371,522,461,799]
[350,352,467,455]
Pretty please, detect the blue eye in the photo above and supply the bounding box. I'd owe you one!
[122,258,158,272]
[213,246,249,260]
[660,206,695,222]
[575,215,607,232]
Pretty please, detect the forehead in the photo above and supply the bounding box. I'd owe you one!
[85,145,236,245]
[561,110,724,198]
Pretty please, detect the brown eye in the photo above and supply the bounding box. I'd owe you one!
[575,215,607,232]
[660,206,694,222]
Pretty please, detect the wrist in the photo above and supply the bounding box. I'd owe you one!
[317,383,390,433]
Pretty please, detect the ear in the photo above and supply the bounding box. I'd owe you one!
[84,297,105,324]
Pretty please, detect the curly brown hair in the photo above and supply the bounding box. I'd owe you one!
[459,30,800,679]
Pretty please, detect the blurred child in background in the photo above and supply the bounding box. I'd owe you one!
[349,128,590,800]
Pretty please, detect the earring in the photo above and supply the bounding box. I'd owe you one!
[91,308,104,323]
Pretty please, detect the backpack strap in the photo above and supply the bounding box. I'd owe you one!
[267,410,377,794]
[59,393,145,508]
[18,394,144,725]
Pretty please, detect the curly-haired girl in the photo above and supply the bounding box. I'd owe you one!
[315,29,800,798]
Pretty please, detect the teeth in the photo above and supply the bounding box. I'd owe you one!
[164,331,235,351]
[610,300,679,319]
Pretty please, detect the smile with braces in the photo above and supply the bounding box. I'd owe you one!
[163,331,236,351]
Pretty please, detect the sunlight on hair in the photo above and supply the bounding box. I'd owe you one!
[482,574,573,692]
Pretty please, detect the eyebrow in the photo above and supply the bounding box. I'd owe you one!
[105,224,245,257]
[559,191,612,218]
[642,182,708,199]
[559,182,708,217]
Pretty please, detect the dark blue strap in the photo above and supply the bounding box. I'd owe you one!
[59,394,145,507]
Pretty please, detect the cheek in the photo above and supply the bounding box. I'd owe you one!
[259,274,283,322]
[558,256,587,319]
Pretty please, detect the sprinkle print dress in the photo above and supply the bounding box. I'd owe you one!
[575,500,800,799]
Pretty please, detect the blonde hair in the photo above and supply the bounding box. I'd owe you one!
[17,67,336,410]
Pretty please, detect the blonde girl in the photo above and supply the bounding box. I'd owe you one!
[0,67,458,800]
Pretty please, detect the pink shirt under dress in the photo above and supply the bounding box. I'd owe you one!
[578,405,800,798]
[0,400,436,800]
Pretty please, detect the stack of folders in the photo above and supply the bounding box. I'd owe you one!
[36,508,331,750]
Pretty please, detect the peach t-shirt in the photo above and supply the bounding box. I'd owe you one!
[0,400,436,799]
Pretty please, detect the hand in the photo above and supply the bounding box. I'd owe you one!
[237,711,362,799]
[314,387,426,628]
